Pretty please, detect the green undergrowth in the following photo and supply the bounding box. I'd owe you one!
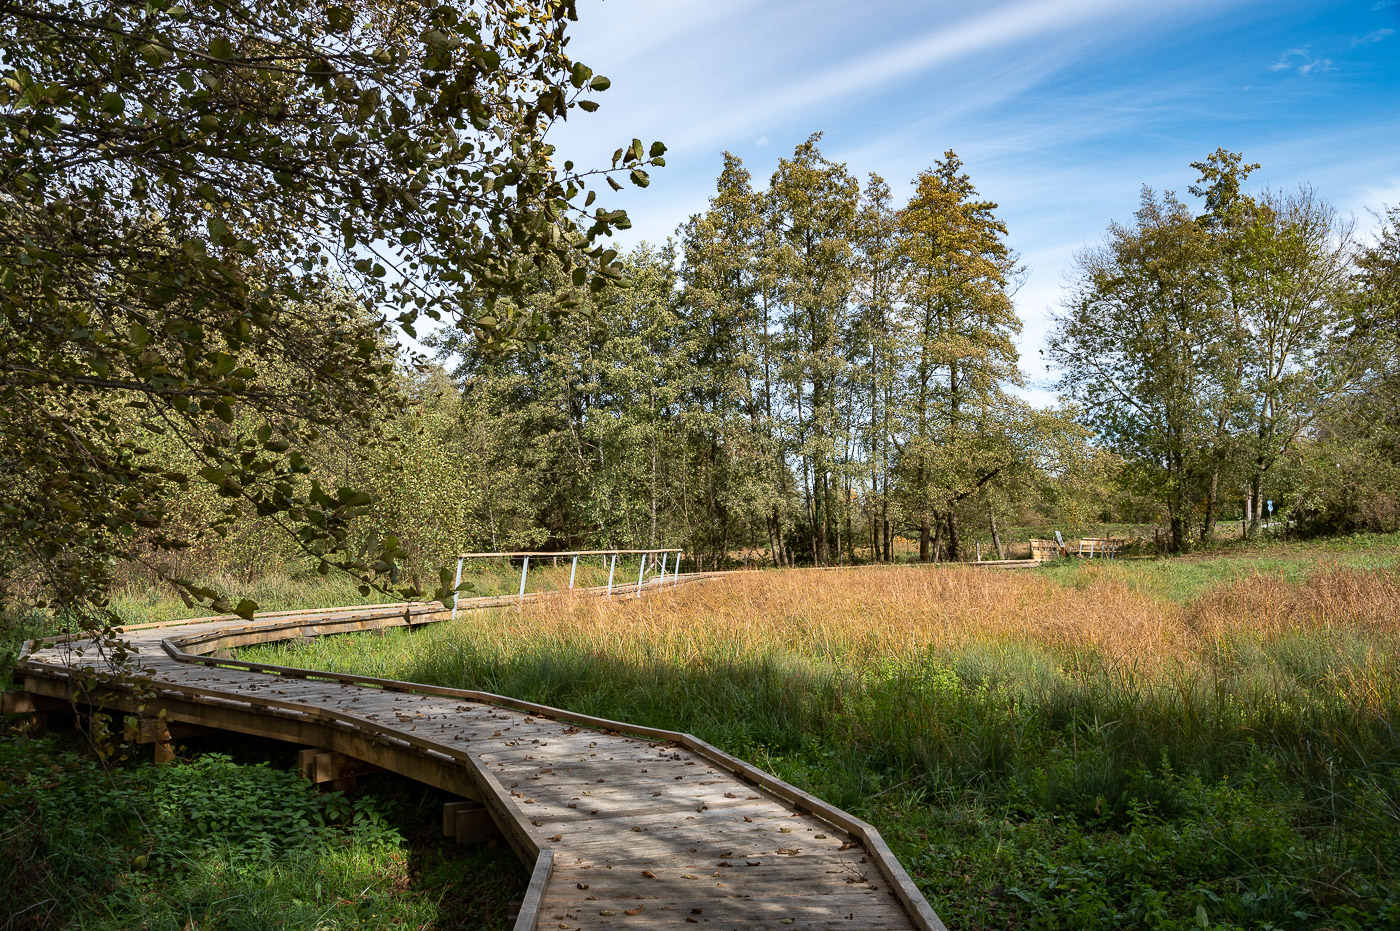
[241,543,1400,930]
[0,732,525,930]
[1038,532,1400,602]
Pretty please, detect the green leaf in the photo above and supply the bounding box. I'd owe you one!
[100,92,125,115]
[577,99,599,113]
[590,75,611,92]
[209,36,233,59]
[569,61,592,88]
[327,6,354,32]
[649,141,667,158]
[232,599,258,620]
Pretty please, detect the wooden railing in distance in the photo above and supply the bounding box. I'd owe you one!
[450,548,685,616]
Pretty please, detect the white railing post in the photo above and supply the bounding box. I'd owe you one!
[607,554,617,595]
[636,552,647,595]
[657,551,668,586]
[569,555,578,589]
[673,553,681,586]
[519,555,530,602]
[450,556,464,620]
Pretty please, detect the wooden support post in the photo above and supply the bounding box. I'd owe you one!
[442,800,499,845]
[298,748,382,789]
[450,557,464,620]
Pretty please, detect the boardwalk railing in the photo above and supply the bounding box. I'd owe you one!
[450,548,682,618]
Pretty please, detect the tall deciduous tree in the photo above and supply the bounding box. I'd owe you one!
[767,134,858,566]
[1050,188,1230,553]
[894,151,1021,560]
[0,0,662,631]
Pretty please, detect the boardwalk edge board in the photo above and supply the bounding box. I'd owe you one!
[11,575,946,931]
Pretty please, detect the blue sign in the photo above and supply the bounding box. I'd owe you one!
[1267,499,1273,513]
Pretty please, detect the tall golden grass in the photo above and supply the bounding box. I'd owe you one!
[487,562,1400,677]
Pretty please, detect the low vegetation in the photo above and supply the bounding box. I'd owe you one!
[0,734,526,931]
[232,541,1400,930]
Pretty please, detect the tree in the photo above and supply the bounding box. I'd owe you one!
[1050,188,1231,553]
[0,0,663,636]
[852,173,902,561]
[1191,151,1360,539]
[893,151,1021,560]
[766,134,858,566]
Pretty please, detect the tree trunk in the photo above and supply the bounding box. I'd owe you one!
[1169,514,1189,555]
[945,511,960,562]
[919,518,931,563]
[931,516,944,563]
[1201,462,1219,541]
[989,507,1004,560]
[1246,472,1264,540]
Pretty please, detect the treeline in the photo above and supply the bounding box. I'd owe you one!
[417,135,1101,567]
[122,141,1400,583]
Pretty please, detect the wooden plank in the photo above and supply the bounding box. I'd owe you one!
[513,848,555,931]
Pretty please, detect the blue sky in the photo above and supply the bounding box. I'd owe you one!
[548,0,1400,405]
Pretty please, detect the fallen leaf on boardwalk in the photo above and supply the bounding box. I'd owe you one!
[641,870,656,878]
[550,834,562,842]
[777,848,800,856]
[599,910,616,916]
[683,874,698,880]
[724,792,737,798]
[743,816,753,822]
[780,827,792,834]
[576,883,589,890]
[624,907,643,915]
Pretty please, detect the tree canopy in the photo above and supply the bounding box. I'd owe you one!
[0,0,663,629]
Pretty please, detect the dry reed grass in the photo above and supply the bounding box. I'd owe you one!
[491,562,1400,680]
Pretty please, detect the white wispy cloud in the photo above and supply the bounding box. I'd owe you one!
[1353,28,1395,45]
[1271,48,1336,75]
[665,0,1220,151]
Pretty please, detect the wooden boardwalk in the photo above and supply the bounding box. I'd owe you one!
[12,579,946,931]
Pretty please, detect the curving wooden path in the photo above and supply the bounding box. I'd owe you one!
[11,577,946,931]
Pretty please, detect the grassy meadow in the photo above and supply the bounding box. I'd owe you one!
[241,536,1400,930]
[4,537,1400,929]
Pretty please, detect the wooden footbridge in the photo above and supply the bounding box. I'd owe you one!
[9,561,947,931]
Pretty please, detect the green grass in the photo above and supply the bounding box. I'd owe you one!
[1039,531,1400,602]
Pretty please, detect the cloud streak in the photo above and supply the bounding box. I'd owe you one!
[667,0,1218,150]
[1271,48,1336,74]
